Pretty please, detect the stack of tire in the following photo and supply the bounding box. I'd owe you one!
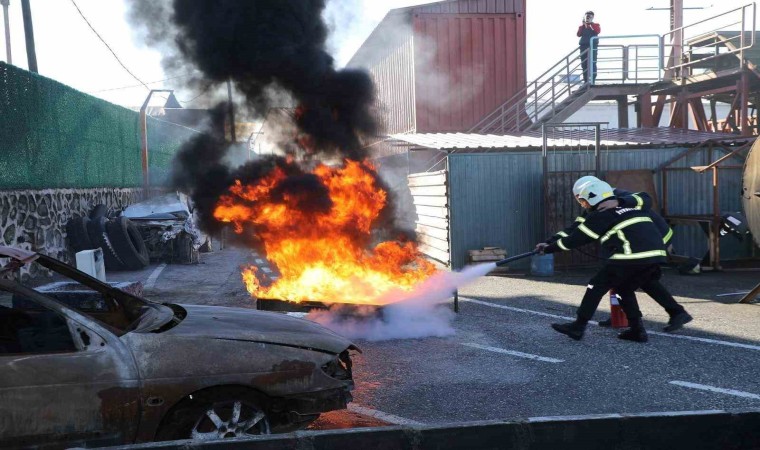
[65,205,150,271]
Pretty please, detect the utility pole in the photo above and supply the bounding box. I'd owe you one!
[20,0,36,72]
[1,0,10,64]
[671,0,684,71]
[227,79,236,143]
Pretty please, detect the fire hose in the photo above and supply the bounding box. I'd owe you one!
[495,251,539,267]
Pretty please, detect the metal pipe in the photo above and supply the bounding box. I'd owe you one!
[1,0,11,64]
[139,89,174,194]
[227,79,236,143]
[542,124,549,236]
[139,104,150,194]
[594,124,601,177]
[495,251,538,267]
[20,0,36,72]
[665,3,751,35]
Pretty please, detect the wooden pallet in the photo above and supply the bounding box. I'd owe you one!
[469,247,510,274]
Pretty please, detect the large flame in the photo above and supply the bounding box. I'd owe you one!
[214,160,437,305]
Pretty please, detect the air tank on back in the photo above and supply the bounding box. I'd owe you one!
[744,137,760,247]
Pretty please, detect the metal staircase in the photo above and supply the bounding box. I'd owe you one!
[469,47,586,134]
[470,35,663,134]
[469,4,758,135]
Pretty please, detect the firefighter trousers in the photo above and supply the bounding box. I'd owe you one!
[577,264,684,322]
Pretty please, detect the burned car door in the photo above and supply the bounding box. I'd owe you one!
[0,284,141,448]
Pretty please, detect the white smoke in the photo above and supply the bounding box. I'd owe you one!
[308,262,497,341]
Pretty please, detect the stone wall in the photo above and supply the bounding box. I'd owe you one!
[0,188,141,278]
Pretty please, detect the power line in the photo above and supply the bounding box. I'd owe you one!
[90,74,195,93]
[179,83,214,104]
[69,0,149,90]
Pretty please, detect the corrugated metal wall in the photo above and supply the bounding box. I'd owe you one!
[415,0,525,15]
[368,37,417,136]
[409,170,450,265]
[447,152,542,269]
[348,0,527,148]
[413,12,526,132]
[446,147,748,269]
[347,13,416,158]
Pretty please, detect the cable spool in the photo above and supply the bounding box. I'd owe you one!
[743,138,760,248]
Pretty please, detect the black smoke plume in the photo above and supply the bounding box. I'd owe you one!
[130,0,377,158]
[172,105,402,250]
[130,0,410,246]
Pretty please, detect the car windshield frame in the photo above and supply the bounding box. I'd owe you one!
[2,254,175,336]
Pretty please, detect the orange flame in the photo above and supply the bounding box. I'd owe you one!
[214,160,437,305]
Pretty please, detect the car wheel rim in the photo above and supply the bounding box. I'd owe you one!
[191,400,270,440]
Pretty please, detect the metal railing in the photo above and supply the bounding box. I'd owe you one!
[470,36,664,134]
[468,47,584,134]
[589,35,663,85]
[469,4,757,135]
[662,3,756,77]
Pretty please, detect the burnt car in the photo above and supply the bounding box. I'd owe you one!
[0,247,357,448]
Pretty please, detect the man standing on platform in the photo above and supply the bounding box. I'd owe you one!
[578,11,601,84]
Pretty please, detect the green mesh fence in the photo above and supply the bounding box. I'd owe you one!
[0,62,198,189]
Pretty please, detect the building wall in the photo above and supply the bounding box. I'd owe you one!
[369,36,417,136]
[348,13,416,158]
[414,0,525,14]
[349,0,527,145]
[445,147,749,269]
[413,10,526,132]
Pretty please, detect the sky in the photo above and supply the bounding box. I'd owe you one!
[0,0,753,109]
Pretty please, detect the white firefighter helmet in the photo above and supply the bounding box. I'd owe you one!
[572,176,601,197]
[578,180,614,206]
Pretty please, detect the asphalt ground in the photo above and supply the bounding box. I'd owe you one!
[108,248,760,429]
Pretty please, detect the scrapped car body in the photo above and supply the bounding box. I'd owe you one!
[0,247,357,448]
[122,193,208,264]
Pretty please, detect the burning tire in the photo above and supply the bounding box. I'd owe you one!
[87,216,125,271]
[155,388,270,441]
[65,216,93,253]
[106,217,150,270]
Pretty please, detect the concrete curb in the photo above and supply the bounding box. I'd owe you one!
[92,409,760,450]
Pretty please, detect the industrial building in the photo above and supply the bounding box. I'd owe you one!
[348,0,760,272]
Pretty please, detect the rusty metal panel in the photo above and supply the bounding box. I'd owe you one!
[414,0,525,14]
[413,12,526,132]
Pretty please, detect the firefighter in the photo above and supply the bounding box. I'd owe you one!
[543,176,692,332]
[536,180,682,343]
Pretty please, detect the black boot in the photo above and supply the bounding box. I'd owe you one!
[664,311,693,332]
[551,320,587,341]
[618,318,648,343]
[598,318,612,328]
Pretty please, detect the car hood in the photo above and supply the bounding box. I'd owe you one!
[163,305,356,354]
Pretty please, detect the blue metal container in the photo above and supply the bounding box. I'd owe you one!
[530,254,554,277]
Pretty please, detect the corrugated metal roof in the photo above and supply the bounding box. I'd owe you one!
[390,128,752,150]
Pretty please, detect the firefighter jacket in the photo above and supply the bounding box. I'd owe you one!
[544,195,668,265]
[546,190,673,246]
